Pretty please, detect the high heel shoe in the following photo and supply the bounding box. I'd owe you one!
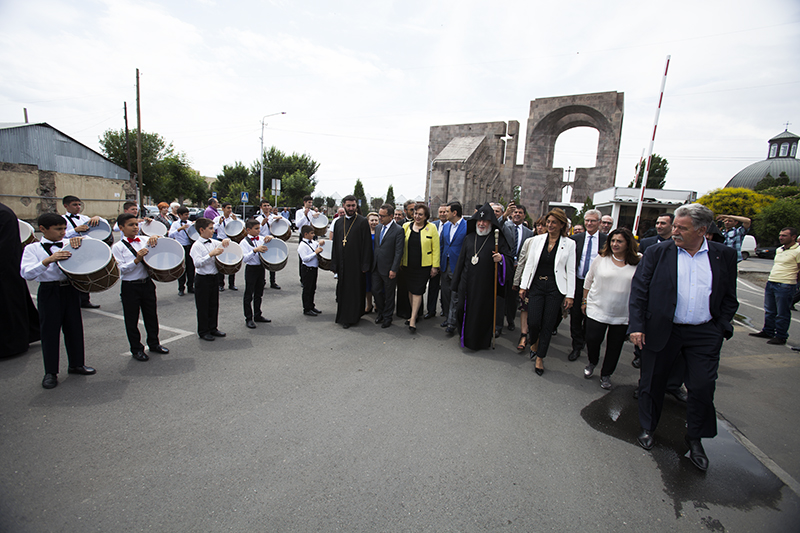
[529,349,538,361]
[409,325,416,333]
[517,333,528,352]
[534,356,544,376]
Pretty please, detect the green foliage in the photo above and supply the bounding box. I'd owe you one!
[385,185,395,207]
[313,197,325,209]
[325,197,336,209]
[158,155,208,205]
[99,128,175,199]
[353,179,367,210]
[756,185,800,199]
[370,197,384,212]
[251,146,319,204]
[573,196,595,226]
[696,188,775,220]
[754,197,800,246]
[628,154,669,189]
[513,185,521,204]
[281,170,317,208]
[754,173,791,191]
[213,162,250,203]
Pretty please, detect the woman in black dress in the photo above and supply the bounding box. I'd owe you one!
[401,205,440,333]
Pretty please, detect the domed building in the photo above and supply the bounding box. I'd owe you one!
[725,129,800,189]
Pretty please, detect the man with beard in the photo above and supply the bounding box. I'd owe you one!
[331,195,373,328]
[451,203,511,350]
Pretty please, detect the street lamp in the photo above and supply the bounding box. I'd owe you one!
[260,112,286,201]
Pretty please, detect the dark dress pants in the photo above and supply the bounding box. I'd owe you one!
[426,270,440,315]
[121,279,159,353]
[301,265,318,311]
[178,245,195,291]
[526,277,564,359]
[243,264,266,320]
[218,272,235,288]
[38,282,84,374]
[585,317,627,377]
[569,277,587,350]
[638,321,722,439]
[372,269,397,322]
[441,268,454,323]
[195,274,219,335]
[505,264,518,326]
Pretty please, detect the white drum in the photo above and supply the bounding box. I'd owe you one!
[259,239,288,271]
[269,217,291,241]
[58,238,120,293]
[19,219,36,247]
[215,241,243,275]
[140,219,168,237]
[224,218,246,243]
[318,240,333,271]
[143,237,186,282]
[81,218,113,242]
[311,213,328,237]
[185,224,200,241]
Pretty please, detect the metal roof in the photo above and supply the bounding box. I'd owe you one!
[769,130,799,143]
[725,158,800,189]
[434,136,485,162]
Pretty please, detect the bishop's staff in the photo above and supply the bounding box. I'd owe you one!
[492,228,499,349]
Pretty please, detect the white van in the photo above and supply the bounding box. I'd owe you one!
[741,235,757,260]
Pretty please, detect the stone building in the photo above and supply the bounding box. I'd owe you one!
[426,91,624,216]
[0,122,134,221]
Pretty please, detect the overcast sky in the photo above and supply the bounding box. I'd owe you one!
[1,0,798,203]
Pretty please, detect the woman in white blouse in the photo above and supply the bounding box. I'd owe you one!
[581,228,640,389]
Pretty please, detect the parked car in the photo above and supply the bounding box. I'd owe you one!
[756,246,777,259]
[188,207,203,221]
[144,205,159,218]
[741,235,757,260]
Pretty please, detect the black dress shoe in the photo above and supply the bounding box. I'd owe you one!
[210,329,226,337]
[342,323,351,329]
[440,320,448,328]
[375,316,384,324]
[228,285,238,291]
[381,320,392,328]
[637,429,655,450]
[42,374,58,389]
[200,333,215,341]
[81,302,100,309]
[132,351,149,361]
[271,283,281,290]
[312,308,322,314]
[494,326,502,338]
[246,319,257,328]
[667,387,688,403]
[423,311,435,320]
[67,365,96,375]
[254,316,271,323]
[685,436,709,471]
[187,288,195,293]
[303,310,317,316]
[631,357,641,369]
[568,349,581,361]
[507,322,516,331]
[178,289,185,296]
[633,388,639,399]
[749,331,772,338]
[445,326,455,335]
[149,345,169,354]
[767,337,786,345]
[219,286,225,292]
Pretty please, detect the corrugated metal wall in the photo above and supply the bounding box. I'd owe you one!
[0,124,129,181]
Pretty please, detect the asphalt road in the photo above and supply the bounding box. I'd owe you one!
[1,245,799,532]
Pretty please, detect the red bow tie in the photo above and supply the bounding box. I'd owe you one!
[252,236,259,241]
[127,237,140,243]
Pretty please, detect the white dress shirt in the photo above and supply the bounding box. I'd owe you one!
[112,238,149,281]
[20,239,70,282]
[169,220,194,246]
[240,235,264,266]
[63,213,90,238]
[191,238,222,275]
[577,231,601,280]
[449,218,462,243]
[674,239,713,325]
[254,212,274,238]
[298,239,319,267]
[214,216,236,239]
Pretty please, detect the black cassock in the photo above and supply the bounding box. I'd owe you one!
[452,231,511,350]
[331,214,373,325]
[0,202,40,357]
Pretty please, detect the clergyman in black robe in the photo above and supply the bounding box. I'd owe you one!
[0,202,40,357]
[451,203,511,350]
[331,196,373,328]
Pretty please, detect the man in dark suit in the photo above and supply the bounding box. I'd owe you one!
[440,201,467,335]
[629,204,738,471]
[638,212,674,254]
[502,204,534,331]
[371,204,405,328]
[568,209,607,361]
[424,205,449,319]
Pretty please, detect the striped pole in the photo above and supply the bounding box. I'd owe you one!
[632,55,671,237]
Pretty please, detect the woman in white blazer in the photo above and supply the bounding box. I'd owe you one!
[518,208,576,375]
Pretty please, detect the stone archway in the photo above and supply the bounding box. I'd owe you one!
[519,92,624,216]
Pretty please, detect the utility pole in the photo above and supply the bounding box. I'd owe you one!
[136,68,144,211]
[124,102,133,187]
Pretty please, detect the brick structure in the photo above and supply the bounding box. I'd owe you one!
[426,91,624,216]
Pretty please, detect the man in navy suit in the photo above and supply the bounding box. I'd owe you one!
[629,204,738,471]
[371,204,405,328]
[568,210,607,361]
[502,204,534,331]
[638,213,674,254]
[440,201,467,334]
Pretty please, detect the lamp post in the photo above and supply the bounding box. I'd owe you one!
[260,112,286,201]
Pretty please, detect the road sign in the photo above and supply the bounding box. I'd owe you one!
[241,191,249,203]
[212,192,217,198]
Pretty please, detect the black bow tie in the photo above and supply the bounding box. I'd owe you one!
[68,214,79,219]
[44,242,63,253]
[204,239,212,244]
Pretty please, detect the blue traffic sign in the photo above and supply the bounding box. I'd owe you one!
[212,192,217,198]
[241,191,249,203]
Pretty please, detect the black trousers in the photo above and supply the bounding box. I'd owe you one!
[569,277,587,350]
[372,269,398,322]
[505,264,519,326]
[638,321,722,439]
[270,270,277,286]
[526,277,564,359]
[301,265,318,311]
[217,272,236,288]
[178,244,195,291]
[441,268,454,321]
[426,270,440,315]
[585,317,627,377]
[38,282,84,374]
[195,274,220,335]
[243,264,266,319]
[395,268,411,319]
[121,279,159,353]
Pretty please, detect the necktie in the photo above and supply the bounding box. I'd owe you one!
[127,237,140,243]
[44,242,63,253]
[582,235,593,277]
[379,225,387,245]
[513,225,519,255]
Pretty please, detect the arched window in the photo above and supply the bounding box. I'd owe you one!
[791,143,797,158]
[770,144,778,158]
[780,143,789,157]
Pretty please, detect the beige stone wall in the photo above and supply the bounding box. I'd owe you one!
[0,164,40,219]
[53,172,128,219]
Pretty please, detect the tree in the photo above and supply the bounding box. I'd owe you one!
[158,155,208,205]
[313,196,325,209]
[755,172,791,191]
[573,196,595,226]
[353,179,367,212]
[754,197,800,246]
[325,197,336,209]
[370,197,384,211]
[696,188,775,220]
[628,154,669,189]
[213,162,250,202]
[280,170,317,208]
[251,146,319,205]
[99,128,175,199]
[386,185,396,207]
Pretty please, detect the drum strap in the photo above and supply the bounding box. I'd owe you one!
[65,216,78,229]
[121,239,139,258]
[304,241,316,252]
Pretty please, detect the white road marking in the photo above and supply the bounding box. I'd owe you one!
[84,308,194,355]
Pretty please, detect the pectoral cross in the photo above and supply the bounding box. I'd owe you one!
[342,238,347,246]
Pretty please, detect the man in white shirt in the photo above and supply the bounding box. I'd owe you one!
[214,202,239,291]
[168,206,196,296]
[62,195,102,309]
